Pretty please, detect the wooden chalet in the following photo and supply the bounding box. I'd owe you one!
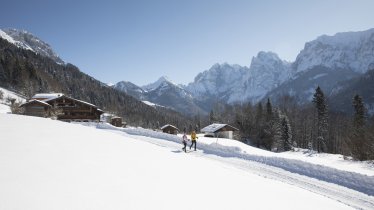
[161,124,179,135]
[21,93,104,122]
[201,123,239,139]
[20,99,52,117]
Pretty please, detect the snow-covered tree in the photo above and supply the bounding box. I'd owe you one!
[272,110,292,152]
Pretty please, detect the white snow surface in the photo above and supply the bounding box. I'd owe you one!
[32,93,64,100]
[1,114,373,210]
[142,100,165,108]
[0,87,26,113]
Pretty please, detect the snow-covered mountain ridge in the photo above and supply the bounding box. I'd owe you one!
[114,76,204,115]
[0,28,64,64]
[294,28,374,74]
[119,28,374,112]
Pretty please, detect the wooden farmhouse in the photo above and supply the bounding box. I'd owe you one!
[201,123,239,139]
[21,93,104,122]
[161,124,179,135]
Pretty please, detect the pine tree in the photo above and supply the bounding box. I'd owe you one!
[351,94,367,160]
[209,110,215,124]
[265,98,273,122]
[353,95,365,129]
[312,86,328,153]
[254,102,264,147]
[272,109,283,151]
[262,98,275,149]
[272,110,292,152]
[281,116,292,151]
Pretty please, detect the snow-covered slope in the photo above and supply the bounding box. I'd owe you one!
[2,114,373,209]
[0,28,64,64]
[114,81,145,100]
[294,28,374,74]
[0,87,26,113]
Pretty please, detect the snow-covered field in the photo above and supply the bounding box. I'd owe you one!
[1,114,373,210]
[0,87,26,114]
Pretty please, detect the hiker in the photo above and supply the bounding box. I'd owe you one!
[182,133,188,152]
[190,130,198,151]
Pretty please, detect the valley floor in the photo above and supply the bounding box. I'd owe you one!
[0,114,373,210]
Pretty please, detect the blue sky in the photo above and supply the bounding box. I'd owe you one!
[1,0,374,86]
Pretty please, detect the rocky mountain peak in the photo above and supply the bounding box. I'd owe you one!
[142,76,179,92]
[1,28,64,64]
[294,28,374,74]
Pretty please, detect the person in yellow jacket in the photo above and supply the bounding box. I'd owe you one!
[190,130,198,151]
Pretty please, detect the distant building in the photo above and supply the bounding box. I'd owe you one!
[21,93,103,122]
[201,123,239,139]
[111,116,125,127]
[161,124,179,135]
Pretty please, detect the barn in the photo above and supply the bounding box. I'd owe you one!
[201,123,239,139]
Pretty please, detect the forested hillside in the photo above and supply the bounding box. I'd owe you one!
[0,38,193,128]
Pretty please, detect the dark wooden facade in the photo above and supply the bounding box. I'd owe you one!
[48,96,103,121]
[21,94,103,122]
[20,100,51,117]
[111,117,123,127]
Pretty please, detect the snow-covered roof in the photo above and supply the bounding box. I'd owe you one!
[201,123,239,133]
[72,98,97,108]
[20,99,51,107]
[32,93,64,101]
[42,95,98,108]
[160,124,179,130]
[29,93,103,112]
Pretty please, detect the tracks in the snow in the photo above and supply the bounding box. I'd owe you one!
[121,131,374,210]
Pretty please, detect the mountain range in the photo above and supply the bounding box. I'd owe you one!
[1,27,374,116]
[114,28,374,115]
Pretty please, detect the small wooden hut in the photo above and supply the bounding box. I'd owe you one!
[161,124,179,135]
[111,116,124,127]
